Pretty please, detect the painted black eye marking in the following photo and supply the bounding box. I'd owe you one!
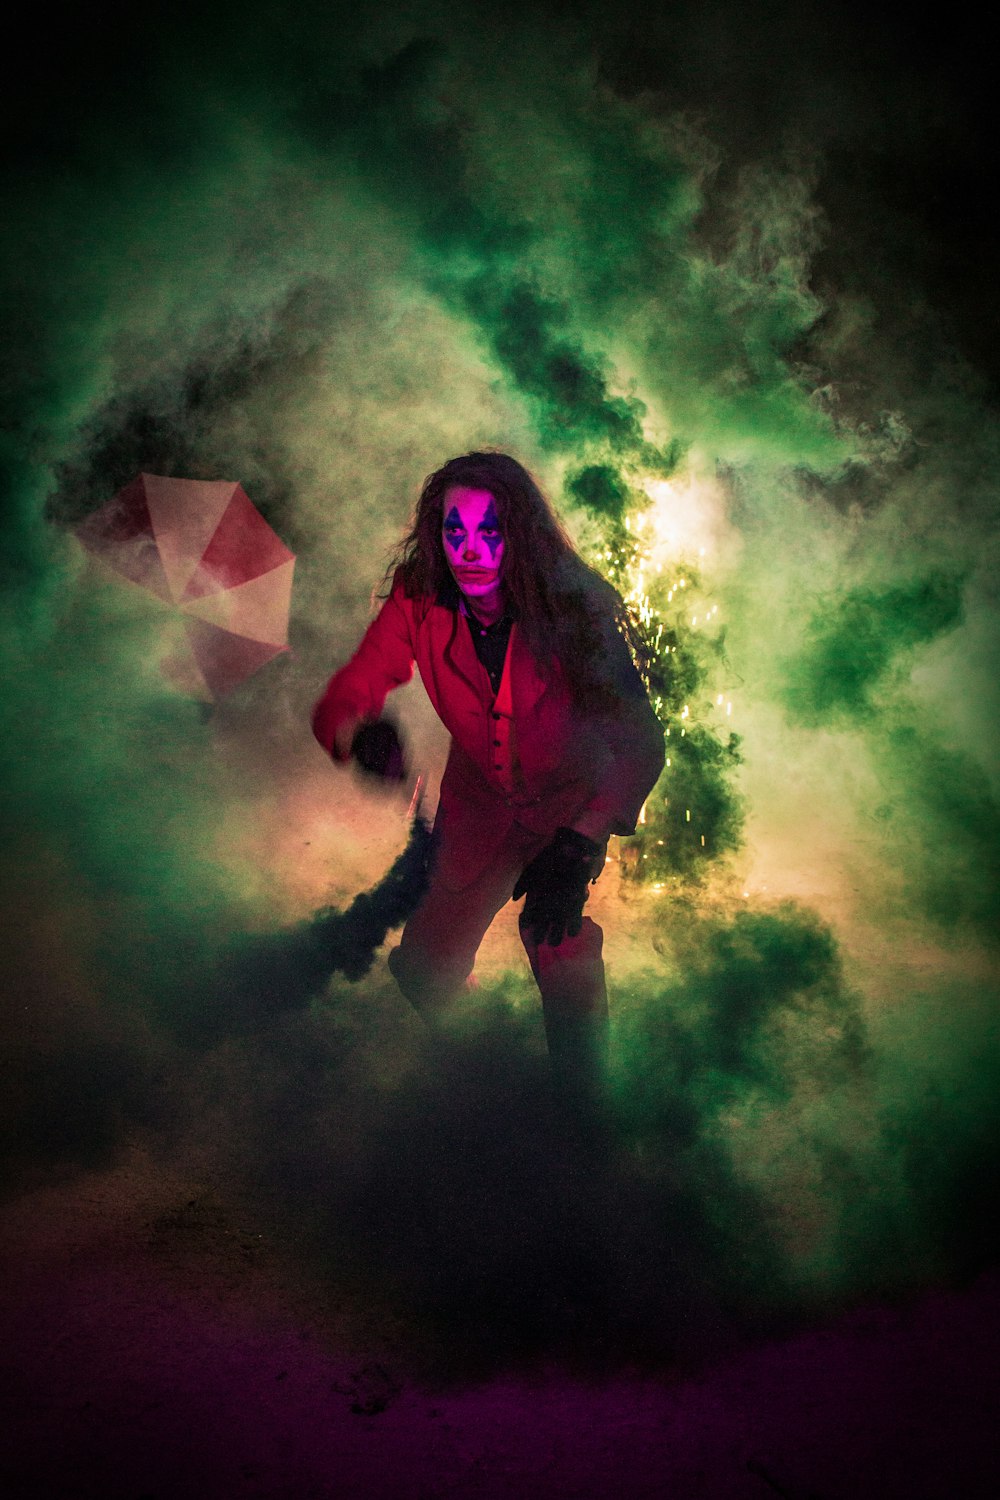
[443,501,503,561]
[443,505,464,552]
[481,499,503,558]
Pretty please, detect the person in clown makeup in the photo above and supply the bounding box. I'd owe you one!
[312,452,664,1120]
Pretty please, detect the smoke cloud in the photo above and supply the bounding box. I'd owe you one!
[2,0,997,1370]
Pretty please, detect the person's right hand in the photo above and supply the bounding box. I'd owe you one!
[350,719,408,783]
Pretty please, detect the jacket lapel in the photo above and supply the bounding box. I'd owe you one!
[435,605,489,700]
[509,624,549,718]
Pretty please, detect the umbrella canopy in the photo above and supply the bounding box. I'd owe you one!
[76,472,295,700]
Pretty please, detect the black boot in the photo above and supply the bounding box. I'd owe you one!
[544,1011,611,1142]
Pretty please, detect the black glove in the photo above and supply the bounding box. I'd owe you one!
[513,827,604,947]
[351,718,407,783]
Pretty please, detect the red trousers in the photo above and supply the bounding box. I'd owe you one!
[388,818,609,1033]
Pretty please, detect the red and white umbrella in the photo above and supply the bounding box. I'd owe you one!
[76,472,295,700]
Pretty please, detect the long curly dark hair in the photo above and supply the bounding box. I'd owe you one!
[382,451,646,710]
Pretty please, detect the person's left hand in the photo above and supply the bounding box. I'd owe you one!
[513,827,605,947]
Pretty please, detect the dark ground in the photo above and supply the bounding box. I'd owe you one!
[1,1146,997,1500]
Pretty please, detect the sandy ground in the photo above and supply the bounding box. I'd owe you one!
[1,1146,997,1500]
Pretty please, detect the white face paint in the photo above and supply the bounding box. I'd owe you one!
[441,486,505,617]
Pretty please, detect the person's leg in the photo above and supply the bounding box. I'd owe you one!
[389,823,534,1019]
[392,809,612,1121]
[520,917,611,1123]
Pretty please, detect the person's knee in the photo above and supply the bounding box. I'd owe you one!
[520,914,604,968]
[521,917,608,1022]
[388,941,468,1015]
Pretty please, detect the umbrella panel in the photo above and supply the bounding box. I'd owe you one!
[183,487,293,599]
[77,473,295,700]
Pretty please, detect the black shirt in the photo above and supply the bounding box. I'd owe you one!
[437,576,646,703]
[465,610,513,694]
[437,575,514,695]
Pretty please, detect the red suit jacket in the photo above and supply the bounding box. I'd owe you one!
[312,584,665,888]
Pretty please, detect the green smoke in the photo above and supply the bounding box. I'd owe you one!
[783,572,965,724]
[2,0,998,1366]
[188,897,997,1364]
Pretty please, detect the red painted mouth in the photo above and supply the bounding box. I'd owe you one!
[456,569,495,580]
